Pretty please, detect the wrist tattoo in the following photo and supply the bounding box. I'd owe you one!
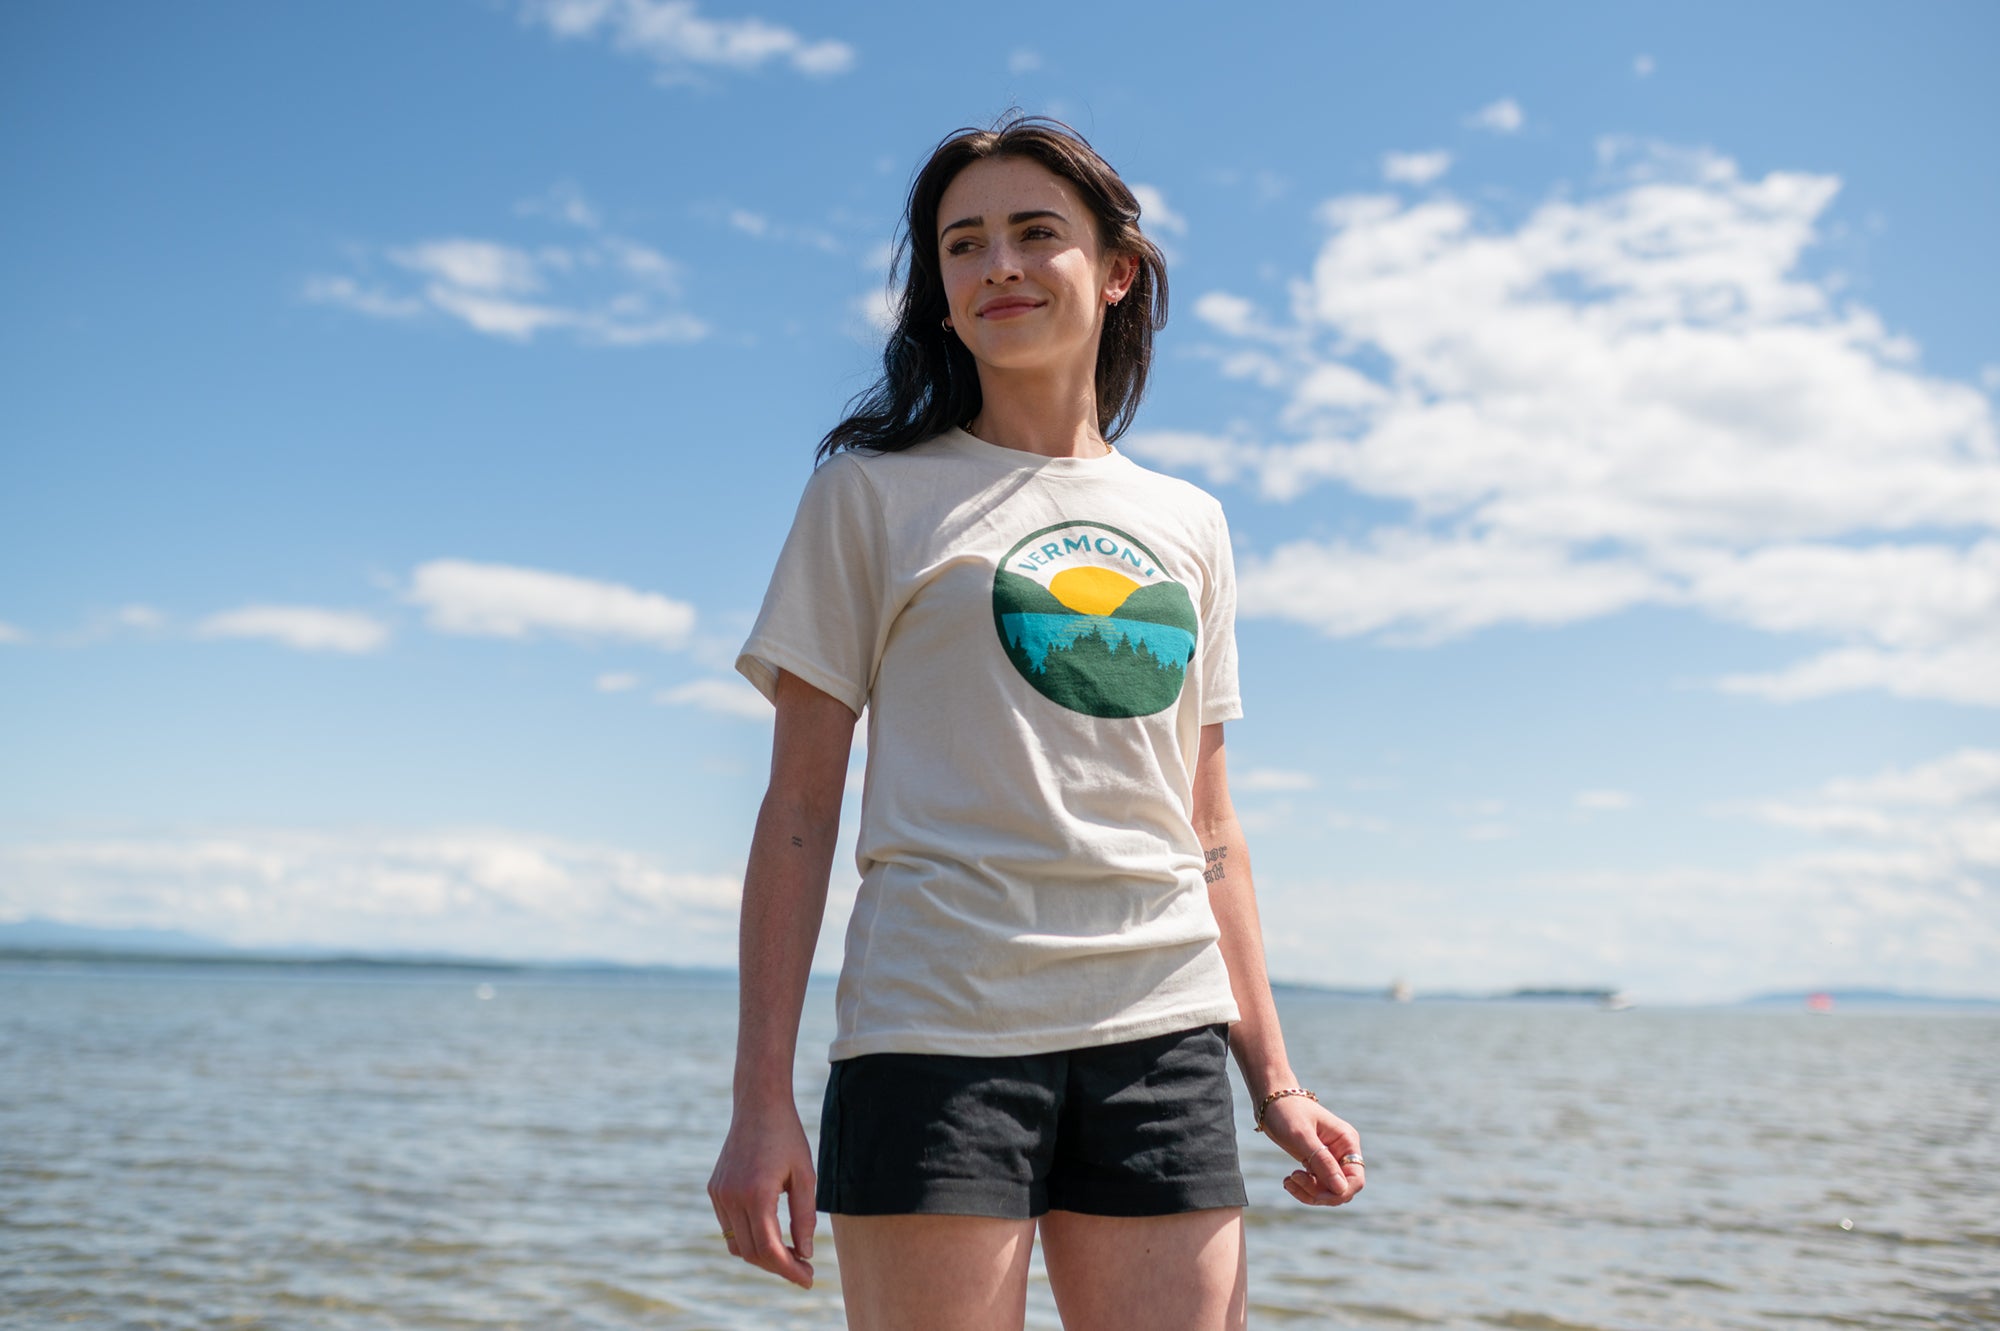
[1203,845,1228,883]
[789,835,804,848]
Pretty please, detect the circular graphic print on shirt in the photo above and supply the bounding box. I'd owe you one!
[991,520,1199,718]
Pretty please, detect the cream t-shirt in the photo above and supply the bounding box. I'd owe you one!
[737,427,1244,1060]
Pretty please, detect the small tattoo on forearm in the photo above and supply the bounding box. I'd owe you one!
[790,835,804,848]
[1203,845,1228,883]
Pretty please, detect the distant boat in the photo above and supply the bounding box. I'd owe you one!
[1806,992,1836,1013]
[1599,991,1632,1011]
[1388,979,1413,1003]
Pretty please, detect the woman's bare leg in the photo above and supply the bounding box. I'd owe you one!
[830,1214,1037,1331]
[1039,1208,1247,1331]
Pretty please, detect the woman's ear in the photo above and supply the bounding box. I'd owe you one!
[1105,251,1140,304]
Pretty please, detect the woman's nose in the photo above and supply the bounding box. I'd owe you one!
[983,240,1023,283]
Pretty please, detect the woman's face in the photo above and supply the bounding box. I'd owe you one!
[936,155,1137,380]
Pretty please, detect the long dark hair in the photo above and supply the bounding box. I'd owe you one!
[817,113,1169,462]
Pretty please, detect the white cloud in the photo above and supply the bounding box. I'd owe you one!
[519,0,854,82]
[301,275,426,320]
[196,606,389,654]
[1125,140,2000,705]
[1130,184,1187,238]
[1466,97,1525,134]
[1735,747,2000,898]
[854,283,898,336]
[1262,748,2000,1002]
[655,676,770,720]
[115,605,165,630]
[595,671,640,693]
[1695,541,2000,704]
[1820,748,2000,806]
[391,238,545,294]
[713,203,840,254]
[407,559,695,649]
[514,181,602,230]
[1238,528,1669,647]
[0,826,743,966]
[0,620,26,644]
[1716,636,2000,706]
[1634,54,1656,78]
[1008,48,1041,75]
[1382,150,1452,186]
[1191,292,1261,339]
[1981,364,2000,393]
[1669,541,1999,649]
[306,187,707,347]
[1575,789,1635,811]
[845,240,901,340]
[1236,768,1318,793]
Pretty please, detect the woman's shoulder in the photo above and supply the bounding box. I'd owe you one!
[813,428,954,472]
[1115,449,1231,521]
[810,428,989,493]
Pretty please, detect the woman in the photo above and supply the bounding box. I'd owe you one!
[708,114,1363,1331]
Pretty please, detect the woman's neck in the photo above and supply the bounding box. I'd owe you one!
[965,364,1110,459]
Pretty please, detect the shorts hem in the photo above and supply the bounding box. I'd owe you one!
[822,1177,1045,1220]
[1045,1174,1249,1218]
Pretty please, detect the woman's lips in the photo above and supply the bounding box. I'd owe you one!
[978,299,1042,319]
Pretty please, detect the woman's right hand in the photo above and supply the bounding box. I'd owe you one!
[1261,1094,1365,1208]
[708,1100,818,1288]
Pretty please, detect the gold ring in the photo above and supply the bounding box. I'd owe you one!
[722,1228,735,1240]
[1341,1153,1365,1165]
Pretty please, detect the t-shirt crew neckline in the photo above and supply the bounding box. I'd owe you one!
[940,426,1129,477]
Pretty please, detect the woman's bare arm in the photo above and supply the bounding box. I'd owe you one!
[1193,722,1365,1207]
[708,669,858,1287]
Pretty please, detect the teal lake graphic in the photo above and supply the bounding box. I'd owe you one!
[1000,613,1196,677]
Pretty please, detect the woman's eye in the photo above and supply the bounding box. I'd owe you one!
[1023,226,1056,240]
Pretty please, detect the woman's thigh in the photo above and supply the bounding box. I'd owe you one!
[1039,1207,1247,1331]
[831,1213,1037,1331]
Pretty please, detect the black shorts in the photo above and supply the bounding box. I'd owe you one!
[814,1022,1248,1219]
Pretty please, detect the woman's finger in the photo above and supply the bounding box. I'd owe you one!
[747,1201,813,1288]
[709,1196,743,1259]
[1265,1109,1349,1201]
[1324,1117,1365,1202]
[787,1169,817,1265]
[1300,1142,1351,1201]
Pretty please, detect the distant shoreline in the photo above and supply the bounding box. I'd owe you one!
[0,945,736,981]
[4,946,1996,1009]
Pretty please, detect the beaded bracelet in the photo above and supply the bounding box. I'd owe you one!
[1252,1086,1318,1133]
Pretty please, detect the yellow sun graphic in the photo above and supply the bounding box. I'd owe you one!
[1048,566,1141,616]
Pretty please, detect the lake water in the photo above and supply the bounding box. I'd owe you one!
[3,962,1995,1329]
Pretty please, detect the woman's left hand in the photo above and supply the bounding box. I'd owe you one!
[1260,1095,1364,1207]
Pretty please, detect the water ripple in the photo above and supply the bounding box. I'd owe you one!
[3,965,1994,1329]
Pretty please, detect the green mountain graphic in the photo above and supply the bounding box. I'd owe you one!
[1114,580,1198,631]
[994,569,1068,617]
[993,569,1196,631]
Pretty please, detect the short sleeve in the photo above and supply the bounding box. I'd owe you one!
[735,455,887,717]
[1199,505,1244,725]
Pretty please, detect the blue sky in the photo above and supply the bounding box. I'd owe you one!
[4,0,1996,1002]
